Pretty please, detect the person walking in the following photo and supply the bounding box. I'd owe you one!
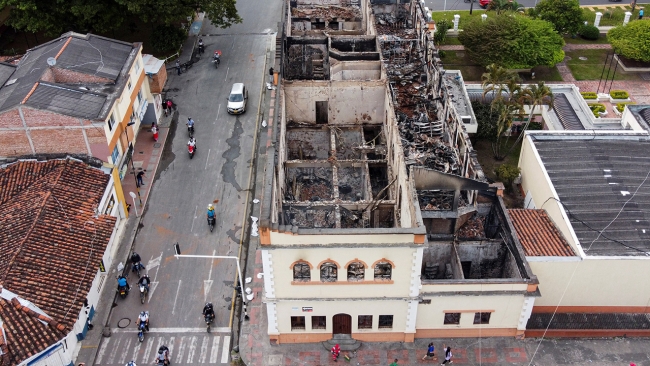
[441,345,453,365]
[389,359,399,366]
[639,8,644,19]
[175,60,181,75]
[269,67,274,84]
[422,342,435,360]
[136,171,145,187]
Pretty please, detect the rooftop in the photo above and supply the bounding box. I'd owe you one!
[0,32,139,120]
[531,133,650,256]
[0,158,116,364]
[509,209,575,257]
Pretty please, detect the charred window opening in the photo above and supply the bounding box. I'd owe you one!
[358,315,373,329]
[473,312,491,325]
[312,316,326,329]
[315,101,328,124]
[347,262,365,281]
[374,262,392,280]
[378,315,393,329]
[291,316,306,330]
[312,21,326,30]
[444,313,461,325]
[320,262,338,282]
[293,262,311,282]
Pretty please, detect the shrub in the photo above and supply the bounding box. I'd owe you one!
[610,90,629,99]
[434,19,451,45]
[616,102,635,113]
[589,103,606,117]
[495,164,521,190]
[580,24,600,40]
[608,21,650,62]
[438,50,446,58]
[151,25,186,53]
[581,92,598,99]
[528,122,544,130]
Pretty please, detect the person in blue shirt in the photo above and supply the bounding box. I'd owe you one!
[207,204,216,222]
[117,275,130,291]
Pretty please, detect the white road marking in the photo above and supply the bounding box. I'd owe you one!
[131,338,142,363]
[209,336,221,363]
[167,336,176,362]
[190,205,198,232]
[175,336,187,364]
[204,249,216,301]
[225,67,229,81]
[205,148,211,170]
[215,105,221,124]
[119,337,132,364]
[199,336,209,363]
[112,327,231,333]
[96,337,109,363]
[106,337,120,364]
[143,337,154,363]
[187,336,198,363]
[221,335,230,363]
[148,251,163,302]
[155,336,164,361]
[172,280,182,314]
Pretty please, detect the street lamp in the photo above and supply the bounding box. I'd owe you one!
[173,243,249,322]
[124,121,143,206]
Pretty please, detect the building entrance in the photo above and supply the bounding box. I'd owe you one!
[333,313,352,334]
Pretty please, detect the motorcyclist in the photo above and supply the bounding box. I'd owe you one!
[138,274,151,292]
[203,302,215,321]
[125,361,137,366]
[154,346,170,365]
[117,275,130,291]
[187,117,195,134]
[130,252,144,275]
[188,137,197,151]
[206,204,216,223]
[198,38,204,54]
[136,311,149,331]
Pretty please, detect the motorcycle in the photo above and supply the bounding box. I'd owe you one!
[207,216,215,232]
[137,319,147,342]
[188,144,196,159]
[212,50,221,69]
[155,346,171,365]
[117,276,129,299]
[131,261,145,277]
[188,125,195,138]
[205,313,214,332]
[139,284,148,304]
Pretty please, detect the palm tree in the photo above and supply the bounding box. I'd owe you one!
[481,64,517,104]
[487,0,525,14]
[506,81,554,155]
[491,100,517,160]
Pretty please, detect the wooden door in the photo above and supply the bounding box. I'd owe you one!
[332,313,352,334]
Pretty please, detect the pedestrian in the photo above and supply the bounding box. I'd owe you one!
[269,67,274,84]
[389,359,399,366]
[165,100,173,117]
[422,342,435,360]
[639,8,644,19]
[152,124,158,142]
[441,345,453,365]
[136,171,145,187]
[175,60,181,75]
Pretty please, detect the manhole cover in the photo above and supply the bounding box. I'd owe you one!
[117,318,131,328]
[579,56,588,61]
[154,143,161,148]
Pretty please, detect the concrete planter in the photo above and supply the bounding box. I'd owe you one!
[610,97,632,103]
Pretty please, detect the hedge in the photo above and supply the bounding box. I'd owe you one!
[610,90,629,99]
[581,92,598,100]
[616,102,635,113]
[589,103,606,117]
[580,24,600,41]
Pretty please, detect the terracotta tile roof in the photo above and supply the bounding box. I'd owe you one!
[509,209,575,257]
[0,158,116,365]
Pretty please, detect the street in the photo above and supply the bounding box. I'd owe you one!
[96,0,283,364]
[426,0,632,11]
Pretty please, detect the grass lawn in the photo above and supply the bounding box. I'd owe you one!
[440,51,563,82]
[440,37,462,46]
[563,35,610,45]
[582,5,647,27]
[565,49,638,80]
[431,9,488,30]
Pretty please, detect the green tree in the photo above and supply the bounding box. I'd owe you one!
[459,14,565,69]
[487,0,525,15]
[481,63,517,103]
[116,0,242,28]
[151,24,187,53]
[607,20,650,63]
[433,19,450,46]
[495,164,521,190]
[533,0,583,35]
[506,81,553,155]
[473,101,500,142]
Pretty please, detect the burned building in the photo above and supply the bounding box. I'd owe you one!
[259,0,538,344]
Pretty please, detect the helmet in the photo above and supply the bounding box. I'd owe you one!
[140,311,146,317]
[208,204,214,210]
[188,117,192,120]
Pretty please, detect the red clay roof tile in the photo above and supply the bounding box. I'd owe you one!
[509,209,576,257]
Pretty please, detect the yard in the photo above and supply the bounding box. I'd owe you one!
[565,49,639,81]
[473,138,524,208]
[582,5,648,27]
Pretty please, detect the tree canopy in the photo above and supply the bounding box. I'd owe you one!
[458,14,565,69]
[533,0,584,35]
[0,0,242,36]
[608,20,650,63]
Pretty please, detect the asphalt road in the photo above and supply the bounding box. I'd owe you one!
[426,0,633,11]
[96,0,282,364]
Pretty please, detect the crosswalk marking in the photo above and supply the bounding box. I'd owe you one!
[221,336,230,364]
[112,327,231,333]
[209,336,221,363]
[96,332,230,365]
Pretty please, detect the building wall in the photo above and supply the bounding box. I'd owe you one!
[267,246,418,298]
[530,258,650,311]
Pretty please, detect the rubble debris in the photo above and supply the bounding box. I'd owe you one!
[284,206,336,228]
[291,5,361,22]
[285,167,333,201]
[457,214,486,239]
[338,167,364,201]
[341,207,368,228]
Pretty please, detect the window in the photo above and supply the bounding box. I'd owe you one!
[111,146,119,164]
[474,312,491,325]
[320,262,337,282]
[127,79,133,91]
[312,316,326,330]
[378,315,393,329]
[137,89,143,104]
[291,316,305,330]
[444,313,461,325]
[358,315,373,329]
[107,113,116,131]
[293,262,311,282]
[347,262,365,281]
[374,262,392,280]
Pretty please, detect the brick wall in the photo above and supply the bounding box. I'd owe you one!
[51,68,113,84]
[0,131,32,156]
[0,109,22,128]
[149,66,167,94]
[23,108,86,127]
[31,129,88,154]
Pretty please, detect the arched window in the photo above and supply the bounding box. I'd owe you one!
[347,262,365,281]
[320,262,338,282]
[293,262,311,282]
[374,262,392,280]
